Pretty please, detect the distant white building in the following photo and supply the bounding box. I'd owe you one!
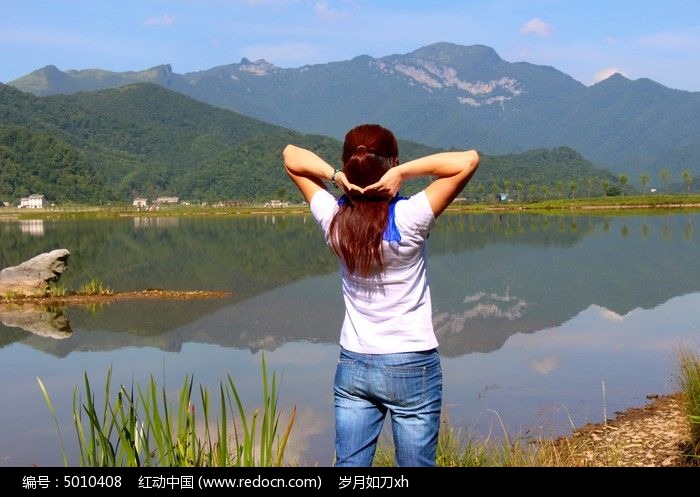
[154,197,179,205]
[19,194,44,209]
[264,200,289,208]
[133,197,148,209]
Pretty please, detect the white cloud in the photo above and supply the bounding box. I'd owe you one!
[241,41,319,66]
[530,357,558,375]
[144,14,175,27]
[463,292,486,304]
[520,18,552,38]
[592,67,627,84]
[314,0,353,21]
[280,406,329,465]
[596,305,626,322]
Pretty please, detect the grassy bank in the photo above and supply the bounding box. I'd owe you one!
[679,349,700,461]
[373,396,693,467]
[0,204,311,220]
[372,416,589,467]
[447,194,700,214]
[2,194,700,220]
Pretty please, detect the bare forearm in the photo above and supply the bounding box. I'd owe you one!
[396,151,479,180]
[283,144,335,181]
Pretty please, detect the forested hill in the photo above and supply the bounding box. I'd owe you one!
[0,83,615,204]
[0,82,339,202]
[0,125,111,204]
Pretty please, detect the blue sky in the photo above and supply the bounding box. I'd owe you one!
[1,0,699,91]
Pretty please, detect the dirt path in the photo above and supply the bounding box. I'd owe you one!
[564,393,694,466]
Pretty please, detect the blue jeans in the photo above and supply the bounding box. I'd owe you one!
[334,347,442,467]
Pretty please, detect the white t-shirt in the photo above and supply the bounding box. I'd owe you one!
[310,189,438,354]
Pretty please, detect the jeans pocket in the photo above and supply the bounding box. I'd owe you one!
[334,358,356,398]
[384,366,427,408]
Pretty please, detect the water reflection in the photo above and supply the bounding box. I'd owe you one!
[19,220,44,237]
[0,213,698,357]
[0,303,71,339]
[133,217,180,229]
[1,212,699,466]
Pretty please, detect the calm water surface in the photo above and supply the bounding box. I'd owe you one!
[1,212,699,466]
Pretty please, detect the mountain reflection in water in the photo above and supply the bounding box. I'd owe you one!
[0,213,697,357]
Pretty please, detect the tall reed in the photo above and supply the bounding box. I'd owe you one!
[678,348,700,460]
[38,354,295,466]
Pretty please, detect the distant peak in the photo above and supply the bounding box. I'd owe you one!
[352,54,373,62]
[607,72,629,81]
[409,42,502,62]
[38,65,62,73]
[592,72,630,87]
[140,64,173,76]
[238,58,279,76]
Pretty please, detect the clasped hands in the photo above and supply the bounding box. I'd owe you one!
[333,167,402,200]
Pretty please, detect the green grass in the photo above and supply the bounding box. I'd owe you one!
[76,277,113,296]
[2,278,111,299]
[47,282,67,297]
[678,349,700,461]
[372,414,591,467]
[5,193,700,220]
[1,290,25,300]
[37,354,295,467]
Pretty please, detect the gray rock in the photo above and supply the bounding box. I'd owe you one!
[0,249,70,296]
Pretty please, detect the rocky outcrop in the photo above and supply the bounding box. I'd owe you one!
[0,249,70,296]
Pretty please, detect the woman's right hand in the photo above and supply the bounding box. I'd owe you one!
[334,171,364,197]
[362,166,403,199]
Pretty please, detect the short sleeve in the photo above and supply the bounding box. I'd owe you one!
[394,191,436,242]
[309,189,338,238]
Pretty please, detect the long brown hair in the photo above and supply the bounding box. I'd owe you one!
[329,124,398,276]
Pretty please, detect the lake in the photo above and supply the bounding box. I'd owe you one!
[1,211,699,466]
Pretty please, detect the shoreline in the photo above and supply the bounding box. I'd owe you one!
[1,289,231,306]
[1,195,700,220]
[559,392,693,466]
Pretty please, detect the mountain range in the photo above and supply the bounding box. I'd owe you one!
[0,82,614,203]
[10,42,700,179]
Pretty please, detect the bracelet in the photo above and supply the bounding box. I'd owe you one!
[330,169,341,188]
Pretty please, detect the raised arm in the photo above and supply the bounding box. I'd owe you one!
[282,145,361,203]
[363,150,480,217]
[282,145,333,203]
